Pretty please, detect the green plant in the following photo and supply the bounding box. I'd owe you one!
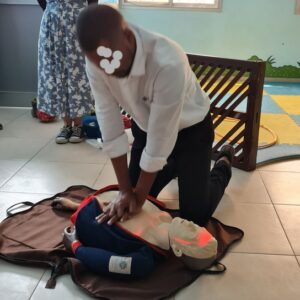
[266,55,276,66]
[248,55,300,78]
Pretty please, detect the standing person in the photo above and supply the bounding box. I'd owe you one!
[76,4,235,226]
[37,0,96,144]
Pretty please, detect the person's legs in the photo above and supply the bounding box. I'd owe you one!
[174,114,231,226]
[73,117,83,127]
[63,116,72,127]
[56,116,73,144]
[69,117,84,143]
[129,115,232,225]
[61,1,93,143]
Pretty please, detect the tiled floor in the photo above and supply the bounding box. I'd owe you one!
[0,107,300,300]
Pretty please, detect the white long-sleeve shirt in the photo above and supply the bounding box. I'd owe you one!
[86,24,210,173]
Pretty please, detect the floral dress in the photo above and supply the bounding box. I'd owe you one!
[37,0,94,118]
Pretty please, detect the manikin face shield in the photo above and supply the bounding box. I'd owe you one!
[169,217,218,260]
[96,46,123,75]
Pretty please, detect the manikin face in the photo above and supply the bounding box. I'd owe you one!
[169,217,218,259]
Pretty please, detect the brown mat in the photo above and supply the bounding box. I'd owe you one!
[0,185,244,300]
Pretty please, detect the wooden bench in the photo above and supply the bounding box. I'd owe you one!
[187,54,266,171]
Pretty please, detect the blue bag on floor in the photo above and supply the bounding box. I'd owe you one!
[83,116,102,139]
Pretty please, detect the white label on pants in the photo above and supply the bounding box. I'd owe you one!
[109,256,132,274]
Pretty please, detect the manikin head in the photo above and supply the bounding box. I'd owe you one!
[169,217,218,270]
[77,4,136,78]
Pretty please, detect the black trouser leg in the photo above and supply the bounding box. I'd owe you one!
[129,114,231,226]
[175,141,231,226]
[173,114,231,226]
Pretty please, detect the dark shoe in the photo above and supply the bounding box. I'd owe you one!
[31,98,37,118]
[69,126,83,143]
[63,226,78,252]
[55,126,72,144]
[215,144,235,166]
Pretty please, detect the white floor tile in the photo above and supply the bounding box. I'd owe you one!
[258,159,300,172]
[213,202,293,254]
[0,137,49,160]
[30,271,92,300]
[32,140,109,164]
[1,112,62,139]
[93,161,118,189]
[260,171,300,205]
[276,205,300,255]
[30,270,174,300]
[297,256,300,266]
[0,260,45,300]
[175,253,300,300]
[226,168,271,203]
[0,161,104,194]
[0,192,51,221]
[0,107,28,126]
[0,160,26,187]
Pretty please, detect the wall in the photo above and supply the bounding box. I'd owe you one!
[122,0,300,66]
[0,4,42,106]
[0,0,299,106]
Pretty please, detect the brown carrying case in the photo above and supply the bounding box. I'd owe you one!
[0,185,244,300]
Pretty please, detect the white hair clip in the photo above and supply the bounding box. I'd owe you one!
[96,46,123,75]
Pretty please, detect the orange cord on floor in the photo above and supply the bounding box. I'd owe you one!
[214,117,278,149]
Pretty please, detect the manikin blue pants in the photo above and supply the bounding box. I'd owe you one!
[74,199,162,279]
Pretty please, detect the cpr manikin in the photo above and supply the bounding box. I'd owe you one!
[55,189,218,278]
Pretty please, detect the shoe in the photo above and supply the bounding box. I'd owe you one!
[55,126,72,144]
[37,110,56,123]
[215,144,235,166]
[31,98,37,118]
[69,126,83,143]
[63,226,78,252]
